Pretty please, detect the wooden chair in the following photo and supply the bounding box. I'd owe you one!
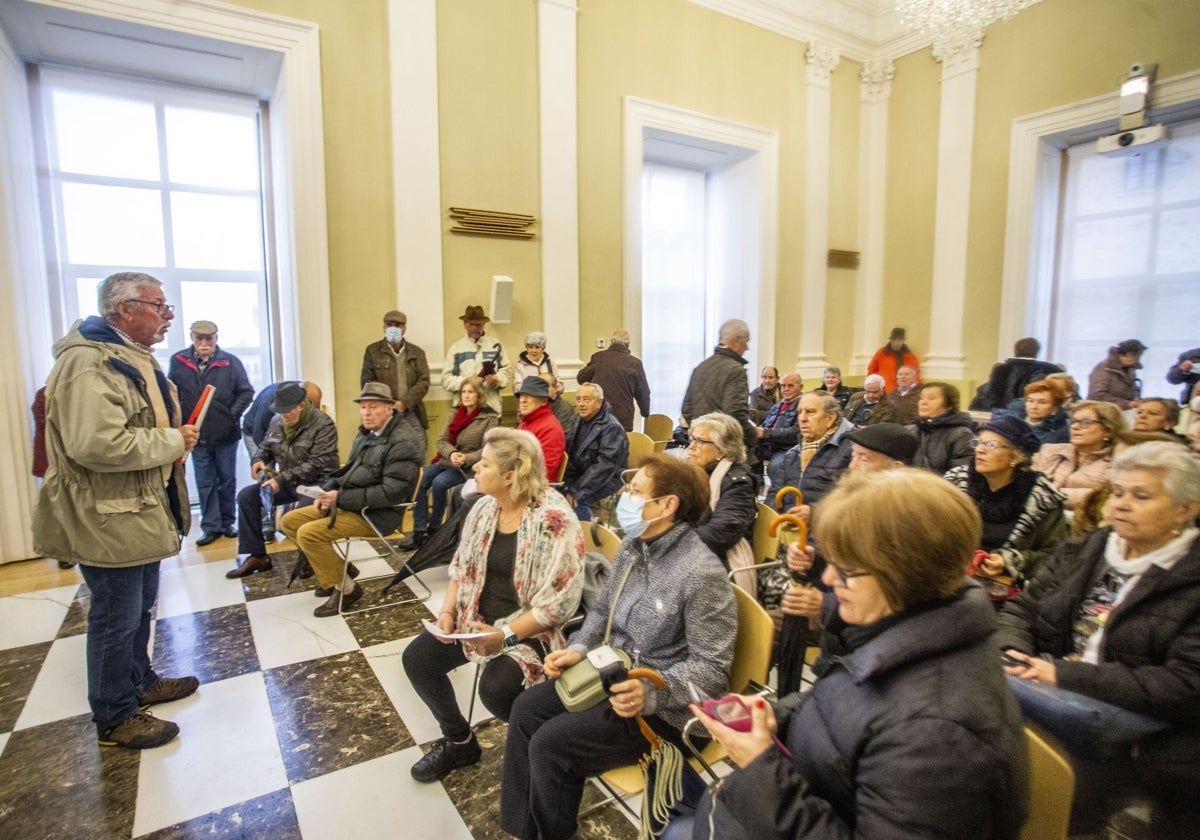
[554,452,569,483]
[626,431,655,469]
[643,413,674,447]
[1020,724,1074,840]
[593,584,775,815]
[593,523,621,561]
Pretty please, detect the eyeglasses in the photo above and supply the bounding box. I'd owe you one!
[1070,418,1102,428]
[969,437,1011,451]
[829,563,871,587]
[125,299,175,314]
[687,435,714,447]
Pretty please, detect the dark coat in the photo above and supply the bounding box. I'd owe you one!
[681,346,755,451]
[577,344,650,431]
[982,358,1063,410]
[693,460,760,560]
[693,584,1029,840]
[549,396,578,450]
[911,411,976,475]
[843,391,895,427]
[360,338,431,429]
[758,398,799,458]
[435,405,499,468]
[168,346,255,445]
[770,418,854,510]
[255,407,340,494]
[748,383,781,424]
[563,402,628,508]
[324,412,424,535]
[888,387,921,425]
[240,382,278,448]
[1166,347,1200,403]
[811,384,856,411]
[996,528,1200,728]
[1087,349,1142,410]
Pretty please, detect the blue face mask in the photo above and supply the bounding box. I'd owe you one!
[385,326,404,344]
[616,492,665,539]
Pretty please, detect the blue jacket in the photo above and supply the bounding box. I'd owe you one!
[168,346,255,445]
[758,398,799,458]
[770,418,854,510]
[563,402,628,508]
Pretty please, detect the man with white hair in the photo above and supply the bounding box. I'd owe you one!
[561,382,628,521]
[577,329,650,431]
[843,374,894,427]
[681,318,756,451]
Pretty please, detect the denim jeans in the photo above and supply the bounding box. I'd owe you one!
[78,562,162,730]
[413,462,468,532]
[192,439,240,533]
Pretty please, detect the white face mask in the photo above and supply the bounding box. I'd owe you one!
[616,492,667,538]
[385,326,404,344]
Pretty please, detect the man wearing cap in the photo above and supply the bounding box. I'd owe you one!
[168,320,255,546]
[280,382,425,617]
[515,376,565,480]
[226,382,340,578]
[361,309,431,434]
[442,305,511,415]
[867,327,921,391]
[845,423,919,472]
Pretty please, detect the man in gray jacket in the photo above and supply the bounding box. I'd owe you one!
[33,272,200,750]
[681,318,756,452]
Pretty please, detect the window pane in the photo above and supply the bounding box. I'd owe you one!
[75,277,103,320]
[1073,152,1156,215]
[1162,133,1200,204]
[166,107,259,189]
[170,193,263,270]
[180,281,262,347]
[61,183,165,266]
[1069,215,1151,279]
[52,90,159,180]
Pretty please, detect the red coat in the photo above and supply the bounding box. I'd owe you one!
[518,403,565,480]
[867,345,921,391]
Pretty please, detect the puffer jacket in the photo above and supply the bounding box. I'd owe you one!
[694,459,760,559]
[518,403,565,480]
[693,584,1029,840]
[33,317,191,567]
[1087,349,1142,409]
[569,523,736,730]
[254,406,340,494]
[168,346,254,444]
[1031,443,1114,510]
[758,398,799,458]
[360,338,431,429]
[911,411,976,474]
[323,411,424,535]
[563,402,628,508]
[770,418,855,510]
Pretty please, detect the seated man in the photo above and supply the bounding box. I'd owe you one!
[561,383,628,521]
[888,364,921,425]
[748,365,781,424]
[769,392,854,513]
[515,376,565,480]
[843,374,894,427]
[756,372,802,473]
[226,382,339,578]
[280,381,424,617]
[545,374,579,449]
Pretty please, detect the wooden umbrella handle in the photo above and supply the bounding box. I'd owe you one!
[769,513,808,546]
[774,485,803,510]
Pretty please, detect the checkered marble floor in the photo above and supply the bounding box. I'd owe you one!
[0,542,639,840]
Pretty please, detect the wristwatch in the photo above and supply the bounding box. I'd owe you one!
[498,623,518,648]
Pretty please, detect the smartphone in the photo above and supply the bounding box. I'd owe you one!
[1000,651,1028,669]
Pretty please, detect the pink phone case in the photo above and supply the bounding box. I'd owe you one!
[703,695,752,732]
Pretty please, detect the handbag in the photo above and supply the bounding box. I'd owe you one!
[556,560,635,712]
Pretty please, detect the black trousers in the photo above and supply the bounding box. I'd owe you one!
[236,483,303,557]
[499,679,679,840]
[402,630,539,742]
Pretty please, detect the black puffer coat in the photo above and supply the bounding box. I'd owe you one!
[693,459,759,560]
[911,411,976,474]
[323,412,424,534]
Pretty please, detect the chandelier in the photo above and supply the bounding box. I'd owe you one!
[896,0,1037,41]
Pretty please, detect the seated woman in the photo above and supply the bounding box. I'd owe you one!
[811,365,855,410]
[1135,397,1186,442]
[500,454,737,840]
[668,469,1029,840]
[686,412,760,565]
[1032,400,1126,510]
[997,442,1200,836]
[1017,378,1069,445]
[410,376,498,546]
[910,381,976,474]
[1070,430,1187,537]
[402,427,584,783]
[944,413,1066,589]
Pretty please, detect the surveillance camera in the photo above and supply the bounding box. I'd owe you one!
[1130,63,1146,76]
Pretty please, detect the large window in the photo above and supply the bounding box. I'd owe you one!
[37,67,273,384]
[1050,119,1200,388]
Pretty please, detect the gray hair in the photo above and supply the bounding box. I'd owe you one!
[718,318,750,345]
[809,391,841,418]
[864,374,886,389]
[897,365,918,376]
[1111,442,1200,505]
[578,381,604,401]
[99,272,161,320]
[692,412,747,462]
[823,366,842,378]
[611,329,631,346]
[482,427,548,501]
[524,331,547,348]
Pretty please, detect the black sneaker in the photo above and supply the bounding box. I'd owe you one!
[138,675,200,708]
[410,735,482,782]
[98,712,179,749]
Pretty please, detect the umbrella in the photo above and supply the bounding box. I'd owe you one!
[625,667,686,840]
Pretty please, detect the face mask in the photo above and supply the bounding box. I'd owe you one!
[616,492,665,538]
[385,327,404,344]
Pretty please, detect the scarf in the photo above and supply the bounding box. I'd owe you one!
[433,403,480,463]
[964,463,1038,548]
[799,427,835,471]
[283,402,311,443]
[1104,525,1198,580]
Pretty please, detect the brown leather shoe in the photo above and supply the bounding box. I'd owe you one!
[313,582,363,617]
[225,555,273,578]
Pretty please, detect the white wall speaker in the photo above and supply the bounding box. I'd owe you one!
[490,275,514,323]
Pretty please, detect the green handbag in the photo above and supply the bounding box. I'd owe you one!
[555,561,635,712]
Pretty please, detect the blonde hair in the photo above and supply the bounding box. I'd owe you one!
[482,427,547,501]
[814,469,980,611]
[1071,400,1127,438]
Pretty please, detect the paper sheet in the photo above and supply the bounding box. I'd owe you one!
[420,619,493,641]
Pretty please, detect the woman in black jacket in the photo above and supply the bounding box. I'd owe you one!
[686,411,760,563]
[997,442,1200,836]
[910,381,976,474]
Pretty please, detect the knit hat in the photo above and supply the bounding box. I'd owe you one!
[979,411,1041,456]
[845,423,919,464]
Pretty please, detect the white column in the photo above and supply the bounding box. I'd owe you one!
[389,0,445,374]
[850,58,893,375]
[923,34,981,380]
[538,0,583,382]
[795,41,839,379]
